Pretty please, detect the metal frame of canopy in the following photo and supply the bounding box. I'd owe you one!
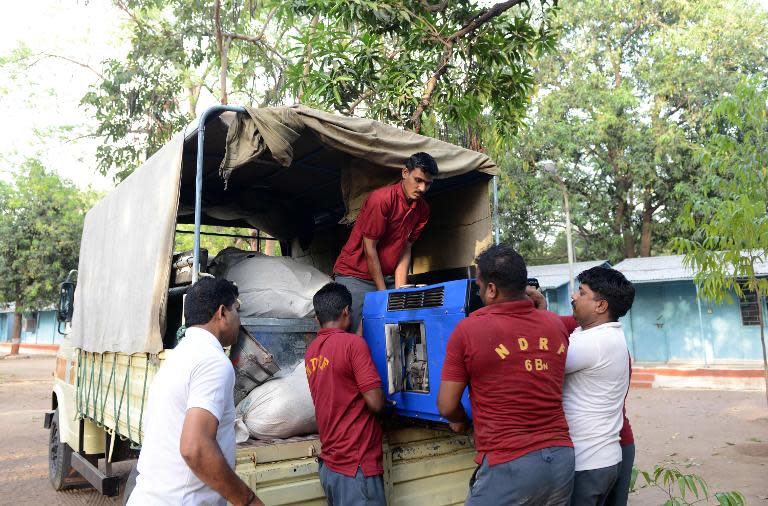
[191,105,247,283]
[189,105,502,284]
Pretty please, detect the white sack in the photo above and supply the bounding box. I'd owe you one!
[212,248,331,319]
[236,361,317,439]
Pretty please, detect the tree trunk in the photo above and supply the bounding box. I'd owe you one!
[758,292,768,407]
[298,14,320,103]
[640,199,653,257]
[623,230,636,259]
[214,0,229,105]
[9,311,22,356]
[264,235,276,256]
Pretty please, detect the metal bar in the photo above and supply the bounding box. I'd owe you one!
[168,286,189,297]
[560,179,576,295]
[492,176,500,245]
[175,229,279,241]
[240,317,319,331]
[78,418,84,454]
[695,284,708,366]
[70,451,120,496]
[193,105,247,284]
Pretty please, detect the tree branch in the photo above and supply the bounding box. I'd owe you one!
[214,0,228,105]
[448,0,525,43]
[222,31,288,62]
[346,89,375,115]
[115,0,144,29]
[258,5,280,40]
[409,0,526,132]
[298,14,320,103]
[27,53,104,80]
[421,0,449,13]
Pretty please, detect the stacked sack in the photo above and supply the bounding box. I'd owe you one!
[235,361,317,442]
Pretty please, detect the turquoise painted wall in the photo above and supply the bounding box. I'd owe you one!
[0,310,60,345]
[546,280,766,364]
[621,281,766,364]
[544,284,573,316]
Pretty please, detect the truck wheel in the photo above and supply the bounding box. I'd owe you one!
[48,408,80,490]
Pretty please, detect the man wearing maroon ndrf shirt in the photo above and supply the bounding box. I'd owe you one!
[333,152,438,334]
[305,282,386,505]
[438,245,575,506]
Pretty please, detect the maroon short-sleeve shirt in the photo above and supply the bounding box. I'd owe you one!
[333,182,430,280]
[305,328,384,477]
[442,300,573,465]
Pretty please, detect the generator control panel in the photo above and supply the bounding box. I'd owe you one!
[361,279,481,423]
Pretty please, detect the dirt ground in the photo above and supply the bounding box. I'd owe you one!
[0,355,766,505]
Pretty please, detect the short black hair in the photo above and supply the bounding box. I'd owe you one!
[406,152,439,177]
[475,245,527,295]
[184,277,239,326]
[576,266,635,320]
[313,282,352,325]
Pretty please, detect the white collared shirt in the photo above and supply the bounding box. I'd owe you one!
[129,327,236,505]
[563,321,630,472]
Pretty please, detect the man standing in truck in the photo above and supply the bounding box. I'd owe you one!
[437,245,575,505]
[128,278,263,506]
[333,152,439,334]
[306,282,386,505]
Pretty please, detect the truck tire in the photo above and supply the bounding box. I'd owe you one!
[48,408,81,490]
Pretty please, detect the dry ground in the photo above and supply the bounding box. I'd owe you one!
[0,355,765,505]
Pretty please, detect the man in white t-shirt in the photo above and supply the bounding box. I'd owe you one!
[564,266,635,506]
[128,277,263,506]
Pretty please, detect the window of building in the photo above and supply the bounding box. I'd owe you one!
[738,286,763,326]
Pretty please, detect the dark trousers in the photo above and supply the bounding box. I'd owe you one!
[605,444,635,506]
[465,446,575,506]
[318,460,386,506]
[570,462,621,506]
[334,274,394,333]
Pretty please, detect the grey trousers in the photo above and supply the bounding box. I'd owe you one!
[318,461,386,506]
[605,444,635,506]
[570,462,621,506]
[465,446,575,506]
[334,274,394,333]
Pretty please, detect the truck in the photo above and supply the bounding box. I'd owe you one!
[46,104,499,504]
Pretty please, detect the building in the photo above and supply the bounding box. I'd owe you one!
[613,255,768,366]
[528,256,766,389]
[0,304,61,348]
[527,260,611,315]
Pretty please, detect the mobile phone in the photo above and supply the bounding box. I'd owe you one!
[527,278,540,289]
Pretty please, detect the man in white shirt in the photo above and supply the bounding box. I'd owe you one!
[128,277,263,506]
[564,266,635,506]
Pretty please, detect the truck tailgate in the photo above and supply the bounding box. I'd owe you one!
[235,428,475,505]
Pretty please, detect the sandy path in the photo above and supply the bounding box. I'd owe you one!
[1,355,765,505]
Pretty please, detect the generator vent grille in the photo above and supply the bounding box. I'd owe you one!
[387,287,445,311]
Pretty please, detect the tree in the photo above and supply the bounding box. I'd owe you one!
[499,0,768,263]
[283,0,557,138]
[673,80,768,404]
[76,0,556,180]
[0,160,95,354]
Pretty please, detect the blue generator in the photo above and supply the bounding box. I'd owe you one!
[362,275,482,423]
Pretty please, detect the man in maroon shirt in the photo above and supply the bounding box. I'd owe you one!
[334,152,438,334]
[305,282,386,505]
[438,245,574,506]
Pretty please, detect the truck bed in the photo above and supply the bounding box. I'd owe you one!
[74,350,477,505]
[235,428,475,506]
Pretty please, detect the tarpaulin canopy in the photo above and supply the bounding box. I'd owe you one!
[71,134,183,354]
[71,106,498,354]
[220,106,497,223]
